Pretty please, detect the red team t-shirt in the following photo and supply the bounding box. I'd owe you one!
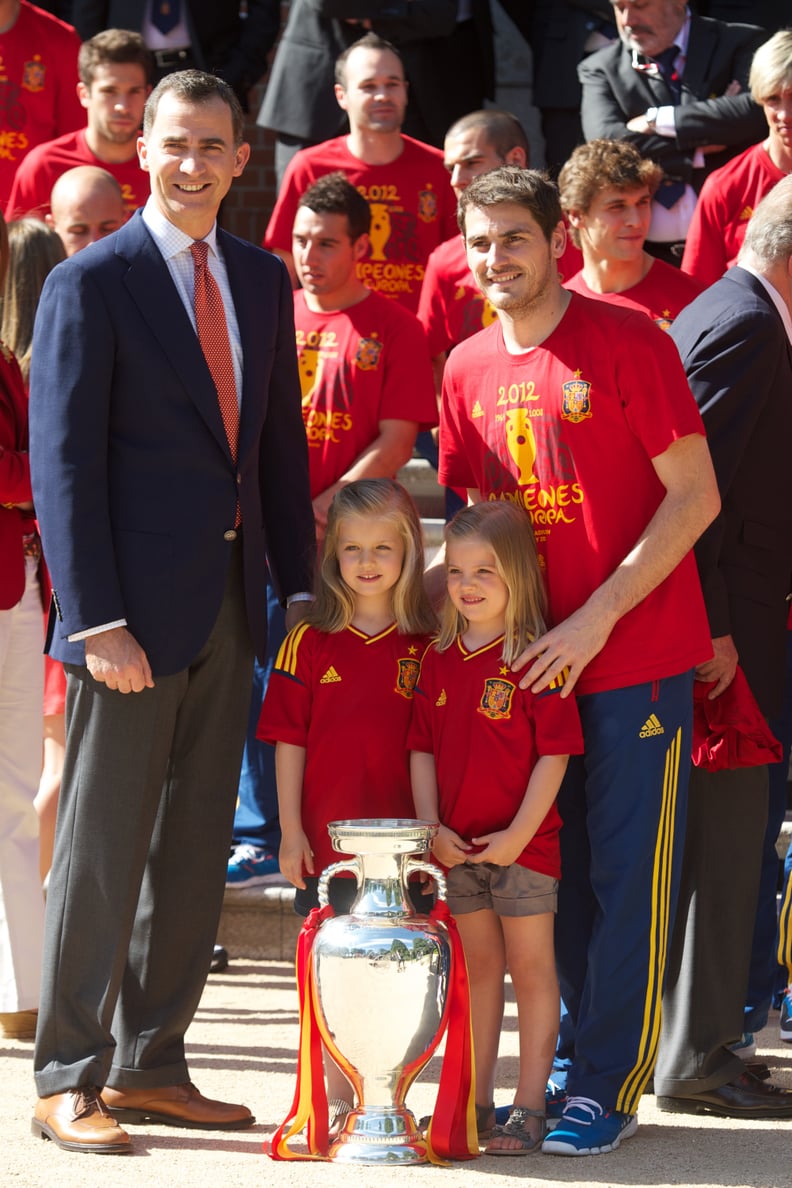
[6,128,149,219]
[0,2,83,206]
[681,142,786,287]
[257,621,429,876]
[439,295,711,695]
[564,258,703,329]
[419,233,584,357]
[264,135,458,313]
[408,636,584,877]
[294,289,438,498]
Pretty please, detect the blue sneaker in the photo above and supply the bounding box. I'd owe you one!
[729,1032,756,1059]
[545,1077,567,1126]
[226,844,280,887]
[780,989,792,1043]
[541,1097,637,1156]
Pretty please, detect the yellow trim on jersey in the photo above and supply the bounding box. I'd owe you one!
[275,621,311,676]
[546,666,571,691]
[347,622,397,645]
[456,634,505,661]
[616,725,682,1115]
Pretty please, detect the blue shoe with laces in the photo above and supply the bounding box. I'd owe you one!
[780,988,792,1043]
[225,844,280,887]
[541,1096,637,1156]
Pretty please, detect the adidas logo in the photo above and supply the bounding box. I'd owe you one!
[639,713,664,738]
[320,666,342,684]
[436,689,447,707]
[471,401,484,419]
[739,205,753,222]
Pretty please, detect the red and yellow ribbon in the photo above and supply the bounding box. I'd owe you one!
[266,898,478,1162]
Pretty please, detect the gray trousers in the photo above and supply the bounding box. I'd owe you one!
[34,545,254,1096]
[655,763,769,1095]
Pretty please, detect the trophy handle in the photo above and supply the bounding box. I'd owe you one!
[317,858,360,908]
[404,858,447,902]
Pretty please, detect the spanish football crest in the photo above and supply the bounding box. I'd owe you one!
[395,658,420,699]
[561,373,592,423]
[417,187,437,223]
[478,678,515,720]
[355,336,383,371]
[505,408,538,485]
[22,57,45,93]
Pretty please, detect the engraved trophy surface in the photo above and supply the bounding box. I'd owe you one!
[312,818,450,1164]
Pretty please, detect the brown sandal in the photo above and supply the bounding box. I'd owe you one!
[484,1105,546,1155]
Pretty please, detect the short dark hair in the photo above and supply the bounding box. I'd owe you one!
[335,32,403,88]
[78,28,154,88]
[297,172,371,241]
[445,109,530,163]
[457,166,562,241]
[558,139,662,247]
[143,69,244,147]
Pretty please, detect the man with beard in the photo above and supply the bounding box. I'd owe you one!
[264,32,457,314]
[579,0,767,263]
[437,165,720,1155]
[6,29,152,221]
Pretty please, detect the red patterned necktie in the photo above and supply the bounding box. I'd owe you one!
[191,239,241,525]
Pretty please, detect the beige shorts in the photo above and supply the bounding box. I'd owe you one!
[446,861,558,918]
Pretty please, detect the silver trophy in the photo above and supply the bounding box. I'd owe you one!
[312,819,451,1164]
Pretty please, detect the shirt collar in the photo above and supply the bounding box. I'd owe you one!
[141,196,220,261]
[738,264,792,347]
[630,10,690,72]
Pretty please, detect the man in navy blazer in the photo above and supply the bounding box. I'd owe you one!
[654,178,792,1118]
[28,70,315,1154]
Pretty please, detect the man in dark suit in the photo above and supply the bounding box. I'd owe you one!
[654,177,792,1118]
[71,0,280,107]
[579,1,768,260]
[28,69,315,1155]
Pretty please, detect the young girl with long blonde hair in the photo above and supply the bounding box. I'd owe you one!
[409,500,583,1155]
[258,478,436,1125]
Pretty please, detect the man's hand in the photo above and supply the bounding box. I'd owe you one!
[513,602,616,696]
[627,114,652,133]
[312,488,336,537]
[85,626,154,693]
[696,634,738,699]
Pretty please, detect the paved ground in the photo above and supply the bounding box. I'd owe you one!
[3,958,791,1188]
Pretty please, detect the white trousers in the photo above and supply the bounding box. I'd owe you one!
[0,557,45,1011]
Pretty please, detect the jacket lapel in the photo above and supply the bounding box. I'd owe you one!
[680,17,717,103]
[116,214,232,460]
[221,230,267,468]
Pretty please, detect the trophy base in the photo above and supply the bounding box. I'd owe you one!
[329,1107,428,1164]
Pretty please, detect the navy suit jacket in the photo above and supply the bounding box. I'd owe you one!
[578,15,768,187]
[669,267,792,717]
[29,211,314,675]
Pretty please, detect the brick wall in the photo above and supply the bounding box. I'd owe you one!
[221,78,278,246]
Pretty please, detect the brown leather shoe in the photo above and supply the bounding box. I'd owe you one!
[102,1081,254,1130]
[0,1009,38,1040]
[32,1088,131,1153]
